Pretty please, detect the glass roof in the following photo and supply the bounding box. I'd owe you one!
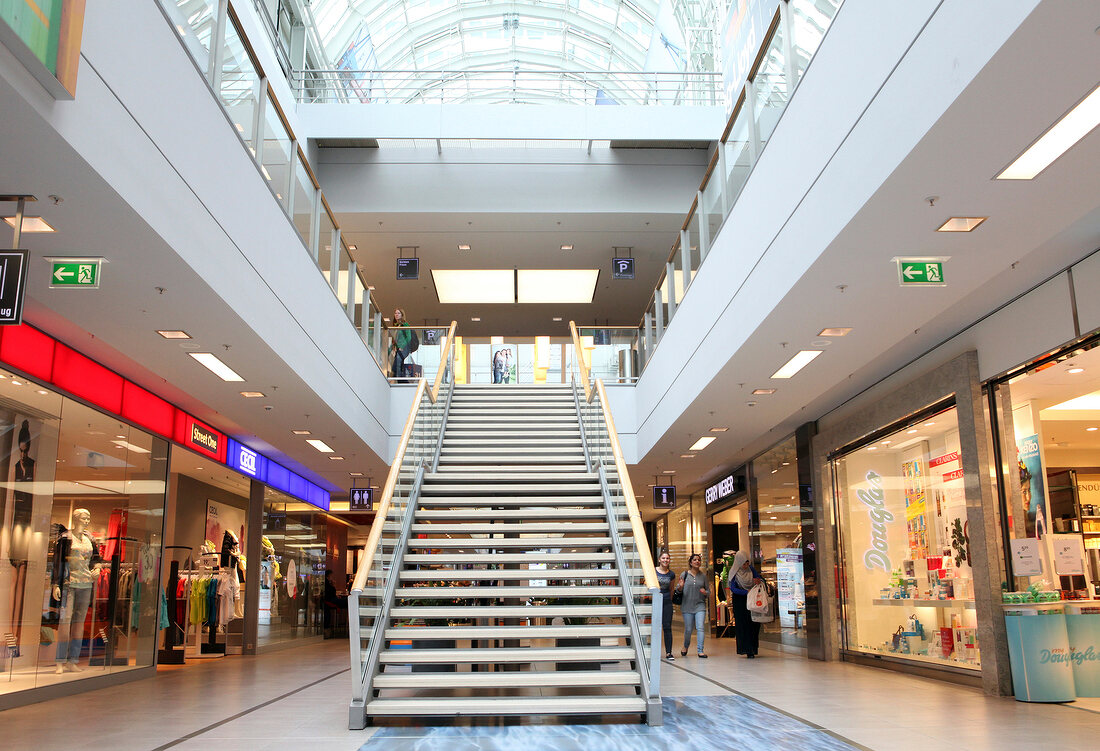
[310,0,669,74]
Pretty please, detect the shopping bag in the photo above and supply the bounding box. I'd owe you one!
[746,582,770,613]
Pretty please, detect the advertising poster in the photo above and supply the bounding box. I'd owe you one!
[1016,434,1045,538]
[776,548,804,629]
[0,0,85,97]
[491,345,517,384]
[205,499,246,554]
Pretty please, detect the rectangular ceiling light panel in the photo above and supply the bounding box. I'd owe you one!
[517,269,598,303]
[432,269,515,303]
[689,436,716,451]
[997,83,1100,180]
[771,350,823,379]
[189,352,244,382]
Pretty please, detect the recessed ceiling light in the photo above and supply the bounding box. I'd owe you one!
[936,217,988,232]
[662,469,675,474]
[997,83,1100,180]
[292,429,311,435]
[458,244,471,251]
[329,456,345,461]
[37,389,48,395]
[350,471,364,476]
[880,440,891,445]
[771,350,822,379]
[818,327,852,337]
[680,454,695,459]
[517,269,598,303]
[752,388,776,395]
[1087,427,1098,432]
[240,391,265,398]
[710,427,728,432]
[9,380,21,386]
[907,429,918,434]
[157,330,191,339]
[689,436,716,451]
[189,352,244,382]
[560,244,573,251]
[552,316,563,322]
[867,446,877,451]
[471,317,481,322]
[924,422,935,427]
[3,216,55,232]
[781,461,790,466]
[1068,367,1085,374]
[769,516,777,520]
[306,439,334,453]
[347,245,357,251]
[432,269,515,304]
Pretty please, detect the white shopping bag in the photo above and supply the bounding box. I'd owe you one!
[747,582,775,623]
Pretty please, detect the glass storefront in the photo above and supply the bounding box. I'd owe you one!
[752,437,807,648]
[0,369,169,696]
[259,487,327,648]
[833,405,981,671]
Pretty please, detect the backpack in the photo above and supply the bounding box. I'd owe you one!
[407,328,419,353]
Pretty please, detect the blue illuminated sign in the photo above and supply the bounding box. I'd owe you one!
[222,439,329,511]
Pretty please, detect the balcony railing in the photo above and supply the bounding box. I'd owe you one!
[154,0,390,374]
[290,68,722,105]
[629,0,844,375]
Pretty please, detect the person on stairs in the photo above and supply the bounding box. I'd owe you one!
[676,552,711,658]
[389,308,413,380]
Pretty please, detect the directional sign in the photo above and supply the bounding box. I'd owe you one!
[897,259,945,286]
[0,250,29,325]
[50,260,100,288]
[612,257,635,280]
[349,487,373,511]
[653,485,677,509]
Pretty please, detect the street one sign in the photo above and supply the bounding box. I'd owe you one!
[897,259,945,286]
[50,260,101,288]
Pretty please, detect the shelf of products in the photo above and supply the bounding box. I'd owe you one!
[873,598,975,609]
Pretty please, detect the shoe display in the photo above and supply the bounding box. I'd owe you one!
[54,663,64,675]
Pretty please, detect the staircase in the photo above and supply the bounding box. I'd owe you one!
[352,384,657,725]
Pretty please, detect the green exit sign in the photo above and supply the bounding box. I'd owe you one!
[896,259,946,286]
[50,260,101,288]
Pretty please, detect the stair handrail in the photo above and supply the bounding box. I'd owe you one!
[569,321,593,403]
[571,375,592,471]
[428,320,458,404]
[431,335,457,472]
[594,378,659,591]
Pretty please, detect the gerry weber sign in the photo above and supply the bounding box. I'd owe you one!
[705,472,744,505]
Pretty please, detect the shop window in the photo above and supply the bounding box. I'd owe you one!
[833,406,981,670]
[259,487,325,647]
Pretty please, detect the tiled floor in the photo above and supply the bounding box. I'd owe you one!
[1,634,1097,751]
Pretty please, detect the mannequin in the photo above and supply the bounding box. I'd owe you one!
[51,508,103,673]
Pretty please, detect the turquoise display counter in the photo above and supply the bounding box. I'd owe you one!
[1065,602,1100,697]
[1003,604,1075,702]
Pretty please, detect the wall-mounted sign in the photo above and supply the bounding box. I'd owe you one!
[896,258,946,286]
[349,487,373,511]
[857,470,894,571]
[0,250,29,325]
[0,0,86,99]
[612,258,635,280]
[49,259,100,288]
[705,472,746,505]
[226,438,267,481]
[396,257,419,280]
[653,485,677,509]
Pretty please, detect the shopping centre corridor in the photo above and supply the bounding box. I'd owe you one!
[3,636,1095,751]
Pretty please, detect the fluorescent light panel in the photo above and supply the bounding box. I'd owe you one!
[936,217,987,232]
[560,244,573,251]
[998,83,1100,180]
[710,427,728,432]
[240,391,265,398]
[291,429,311,435]
[458,244,471,251]
[771,350,822,379]
[689,436,716,451]
[818,327,852,337]
[189,352,244,382]
[157,330,191,339]
[3,216,55,232]
[306,439,334,453]
[432,269,515,303]
[112,440,150,454]
[752,388,776,395]
[517,269,598,303]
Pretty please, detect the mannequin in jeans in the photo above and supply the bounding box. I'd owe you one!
[52,509,102,674]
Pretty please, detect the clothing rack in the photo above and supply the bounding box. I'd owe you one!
[90,535,141,667]
[183,556,226,659]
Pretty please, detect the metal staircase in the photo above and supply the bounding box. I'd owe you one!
[348,326,661,728]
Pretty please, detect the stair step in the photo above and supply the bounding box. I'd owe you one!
[417,497,604,507]
[365,696,646,717]
[426,472,596,482]
[386,605,627,618]
[443,438,582,446]
[378,647,634,664]
[410,522,612,534]
[419,483,601,495]
[434,461,589,469]
[393,585,623,598]
[406,537,612,549]
[416,508,606,519]
[374,670,639,689]
[383,624,630,639]
[399,569,618,581]
[403,552,616,564]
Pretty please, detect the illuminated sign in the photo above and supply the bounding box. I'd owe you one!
[653,486,676,509]
[226,439,266,481]
[705,472,745,505]
[397,258,419,280]
[190,422,220,453]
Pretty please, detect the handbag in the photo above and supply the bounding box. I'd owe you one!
[671,573,684,606]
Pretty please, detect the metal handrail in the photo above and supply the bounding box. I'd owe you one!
[429,321,458,404]
[431,342,457,472]
[572,375,592,471]
[569,321,593,403]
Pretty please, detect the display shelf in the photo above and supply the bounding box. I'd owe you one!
[1001,601,1066,611]
[873,598,975,610]
[854,647,981,671]
[1080,515,1100,520]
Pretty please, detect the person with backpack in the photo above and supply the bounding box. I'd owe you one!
[389,308,418,380]
[726,550,764,658]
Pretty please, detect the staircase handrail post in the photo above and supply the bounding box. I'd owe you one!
[569,321,592,403]
[572,375,592,471]
[357,463,425,716]
[431,337,457,472]
[429,321,458,404]
[594,379,659,590]
[599,465,662,726]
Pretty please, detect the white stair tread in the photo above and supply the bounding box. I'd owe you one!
[365,696,646,716]
[406,537,612,548]
[410,522,611,533]
[373,670,639,689]
[399,568,617,580]
[383,625,630,639]
[416,508,606,519]
[393,585,624,598]
[427,471,596,480]
[402,552,616,563]
[378,647,634,663]
[417,497,604,506]
[419,484,601,494]
[387,605,627,617]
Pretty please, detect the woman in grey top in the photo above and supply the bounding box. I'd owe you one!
[675,552,711,658]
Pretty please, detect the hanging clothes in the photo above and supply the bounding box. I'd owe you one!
[159,588,170,631]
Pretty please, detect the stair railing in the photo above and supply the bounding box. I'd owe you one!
[347,325,456,730]
[570,322,663,724]
[430,321,458,471]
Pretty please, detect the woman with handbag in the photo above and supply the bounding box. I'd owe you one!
[726,550,764,658]
[675,553,711,658]
[655,550,676,660]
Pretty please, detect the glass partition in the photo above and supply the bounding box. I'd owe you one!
[259,489,326,649]
[261,99,292,211]
[723,112,754,203]
[577,327,640,383]
[291,155,316,249]
[165,0,218,73]
[220,15,261,152]
[791,0,844,78]
[752,20,790,152]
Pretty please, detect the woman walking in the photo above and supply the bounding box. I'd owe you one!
[726,550,764,658]
[389,308,413,379]
[676,553,711,658]
[655,550,676,660]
